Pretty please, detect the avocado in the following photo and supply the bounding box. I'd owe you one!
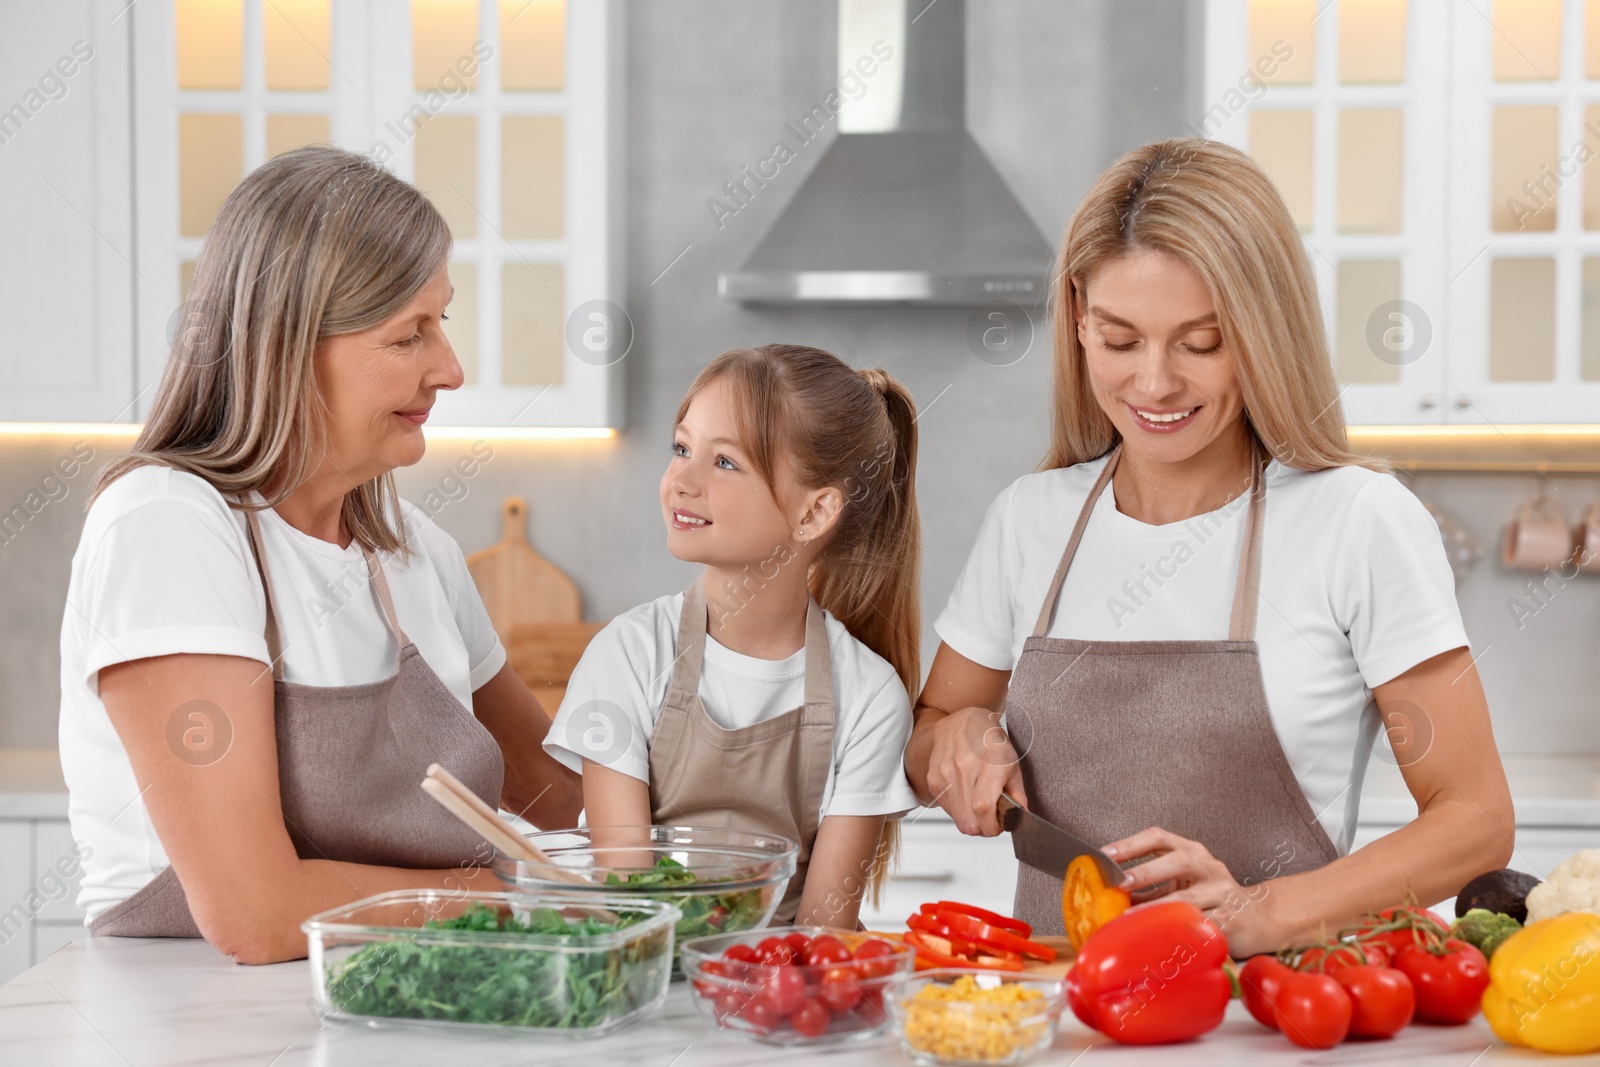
[1455,868,1542,923]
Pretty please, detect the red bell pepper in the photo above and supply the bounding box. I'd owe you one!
[902,929,1024,972]
[917,901,1033,938]
[1065,901,1231,1045]
[936,910,1057,963]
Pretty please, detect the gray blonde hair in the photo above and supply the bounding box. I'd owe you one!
[94,144,453,553]
[1044,137,1386,475]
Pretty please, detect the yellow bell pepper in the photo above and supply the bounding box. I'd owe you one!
[1482,911,1600,1055]
[1060,854,1130,951]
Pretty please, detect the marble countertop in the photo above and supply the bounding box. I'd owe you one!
[3,937,1596,1066]
[0,748,68,818]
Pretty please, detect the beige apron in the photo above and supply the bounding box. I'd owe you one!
[90,506,505,937]
[647,579,833,923]
[1007,441,1339,934]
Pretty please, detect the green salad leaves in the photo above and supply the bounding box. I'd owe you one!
[324,904,670,1031]
[602,855,771,941]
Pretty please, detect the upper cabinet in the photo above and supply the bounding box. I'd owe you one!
[0,0,136,424]
[131,0,625,429]
[1204,0,1600,425]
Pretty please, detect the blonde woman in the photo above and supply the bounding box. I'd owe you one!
[59,146,581,964]
[906,138,1514,954]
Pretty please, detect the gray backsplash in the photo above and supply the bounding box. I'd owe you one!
[1,1,1595,754]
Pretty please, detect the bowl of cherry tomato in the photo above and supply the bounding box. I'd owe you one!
[680,926,915,1047]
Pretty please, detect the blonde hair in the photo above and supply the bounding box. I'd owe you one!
[1045,137,1386,474]
[676,345,921,903]
[93,145,454,553]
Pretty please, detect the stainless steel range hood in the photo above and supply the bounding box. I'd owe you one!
[718,0,1053,306]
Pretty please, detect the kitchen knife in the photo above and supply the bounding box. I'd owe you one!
[997,793,1123,885]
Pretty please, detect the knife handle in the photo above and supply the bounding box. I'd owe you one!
[995,792,1022,828]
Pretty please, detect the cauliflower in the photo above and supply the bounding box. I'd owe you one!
[1525,848,1600,924]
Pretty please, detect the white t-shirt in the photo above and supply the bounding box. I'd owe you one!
[935,455,1471,852]
[544,593,920,821]
[59,465,508,922]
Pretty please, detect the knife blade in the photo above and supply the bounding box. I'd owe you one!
[996,793,1123,885]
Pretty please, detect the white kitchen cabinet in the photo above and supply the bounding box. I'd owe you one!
[0,821,33,985]
[130,0,625,430]
[1204,0,1600,425]
[0,817,88,985]
[859,810,1017,929]
[0,0,137,424]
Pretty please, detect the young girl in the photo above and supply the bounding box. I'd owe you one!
[544,344,921,926]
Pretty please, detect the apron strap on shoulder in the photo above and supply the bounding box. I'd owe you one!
[1031,446,1121,638]
[242,506,286,681]
[1227,439,1269,642]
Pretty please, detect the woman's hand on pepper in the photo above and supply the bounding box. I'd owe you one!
[1104,826,1280,956]
[923,705,1027,837]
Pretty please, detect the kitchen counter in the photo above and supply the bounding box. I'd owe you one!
[3,936,1597,1066]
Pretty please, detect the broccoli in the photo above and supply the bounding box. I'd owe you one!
[1451,908,1521,959]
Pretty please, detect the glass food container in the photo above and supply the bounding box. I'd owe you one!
[303,889,679,1038]
[492,825,797,963]
[680,925,915,1047]
[886,969,1068,1066]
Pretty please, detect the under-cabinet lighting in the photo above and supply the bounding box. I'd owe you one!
[0,423,618,441]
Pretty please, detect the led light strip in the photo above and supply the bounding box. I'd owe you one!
[0,423,617,441]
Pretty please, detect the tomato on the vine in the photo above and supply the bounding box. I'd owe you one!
[1332,964,1415,1039]
[1391,939,1488,1025]
[1273,971,1352,1049]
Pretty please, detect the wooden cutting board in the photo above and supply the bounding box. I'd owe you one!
[1025,936,1075,979]
[466,497,582,633]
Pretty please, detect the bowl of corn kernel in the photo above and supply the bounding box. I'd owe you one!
[886,969,1067,1066]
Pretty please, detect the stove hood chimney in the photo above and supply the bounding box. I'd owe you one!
[718,0,1054,306]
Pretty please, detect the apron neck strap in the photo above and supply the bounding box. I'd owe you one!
[669,577,833,704]
[668,579,710,698]
[801,596,832,709]
[1030,439,1270,642]
[241,504,410,681]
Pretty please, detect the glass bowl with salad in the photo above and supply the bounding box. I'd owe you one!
[492,825,797,961]
[681,926,915,1047]
[303,889,679,1038]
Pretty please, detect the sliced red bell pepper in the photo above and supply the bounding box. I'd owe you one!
[903,930,1025,973]
[936,910,1057,963]
[905,912,1022,963]
[919,901,1032,939]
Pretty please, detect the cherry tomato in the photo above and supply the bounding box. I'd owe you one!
[819,967,863,1012]
[805,935,852,967]
[707,905,729,930]
[789,998,830,1039]
[758,964,807,1017]
[724,942,760,965]
[712,987,749,1021]
[783,932,813,959]
[756,936,796,966]
[693,958,728,999]
[1273,971,1352,1049]
[1332,965,1415,1039]
[1239,955,1292,1030]
[737,997,777,1035]
[1391,940,1489,1025]
[851,938,899,980]
[856,987,886,1024]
